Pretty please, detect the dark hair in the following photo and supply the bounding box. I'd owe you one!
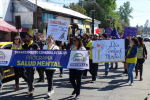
[13,35,23,44]
[74,36,84,50]
[102,33,107,39]
[55,40,62,46]
[131,37,138,46]
[138,37,144,47]
[69,37,73,45]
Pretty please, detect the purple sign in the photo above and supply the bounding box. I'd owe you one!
[124,27,137,36]
[106,27,112,38]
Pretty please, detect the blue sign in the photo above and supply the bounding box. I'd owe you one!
[0,50,89,69]
[106,27,112,38]
[124,27,137,36]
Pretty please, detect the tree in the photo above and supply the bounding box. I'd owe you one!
[137,29,141,35]
[118,1,133,26]
[63,3,87,15]
[83,0,118,30]
[144,20,149,29]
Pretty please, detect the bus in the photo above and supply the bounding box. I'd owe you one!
[0,42,14,81]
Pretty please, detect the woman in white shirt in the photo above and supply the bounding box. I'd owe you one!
[43,35,59,97]
[69,36,86,100]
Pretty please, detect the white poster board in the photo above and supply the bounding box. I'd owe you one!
[67,51,89,69]
[47,19,69,41]
[92,39,125,63]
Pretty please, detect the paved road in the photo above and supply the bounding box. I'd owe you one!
[0,42,150,100]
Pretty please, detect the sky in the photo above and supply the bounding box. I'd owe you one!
[42,0,150,27]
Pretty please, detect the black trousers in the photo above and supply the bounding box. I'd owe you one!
[36,67,45,80]
[14,67,28,84]
[135,59,144,77]
[69,69,84,95]
[89,59,98,81]
[59,68,63,74]
[45,70,55,91]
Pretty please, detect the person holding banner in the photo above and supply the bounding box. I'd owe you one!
[135,37,147,81]
[22,33,40,96]
[43,35,59,97]
[82,33,91,79]
[109,36,118,69]
[11,35,28,92]
[35,33,46,83]
[125,37,138,86]
[55,40,66,77]
[101,33,110,76]
[70,36,86,100]
[123,37,130,74]
[86,35,99,82]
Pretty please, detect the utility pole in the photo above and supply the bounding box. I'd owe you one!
[92,0,95,35]
[36,0,37,29]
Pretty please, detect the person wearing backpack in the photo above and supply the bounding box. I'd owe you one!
[135,37,147,81]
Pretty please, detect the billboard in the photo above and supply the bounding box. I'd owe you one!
[0,0,3,18]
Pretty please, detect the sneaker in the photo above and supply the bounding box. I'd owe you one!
[59,74,63,78]
[109,67,113,69]
[135,76,138,79]
[104,72,108,76]
[0,84,3,91]
[140,77,143,81]
[30,91,34,96]
[115,66,118,69]
[37,79,45,83]
[82,76,87,79]
[71,90,76,95]
[27,91,31,94]
[74,94,80,100]
[91,81,95,83]
[127,79,130,83]
[47,90,54,97]
[129,83,134,86]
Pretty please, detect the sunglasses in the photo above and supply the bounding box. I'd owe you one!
[73,40,77,42]
[14,38,19,40]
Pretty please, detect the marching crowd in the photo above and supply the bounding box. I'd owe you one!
[0,32,147,100]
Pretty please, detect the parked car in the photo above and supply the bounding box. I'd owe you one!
[144,37,150,42]
[0,42,14,81]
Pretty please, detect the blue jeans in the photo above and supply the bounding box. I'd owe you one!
[126,63,136,83]
[0,66,2,86]
[105,63,109,72]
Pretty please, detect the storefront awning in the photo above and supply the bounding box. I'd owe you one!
[0,21,29,32]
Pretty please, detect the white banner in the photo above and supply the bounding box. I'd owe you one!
[92,39,125,63]
[0,50,12,66]
[47,19,69,41]
[67,51,89,69]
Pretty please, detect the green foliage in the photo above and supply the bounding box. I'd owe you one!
[63,3,87,16]
[137,29,141,35]
[118,1,133,26]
